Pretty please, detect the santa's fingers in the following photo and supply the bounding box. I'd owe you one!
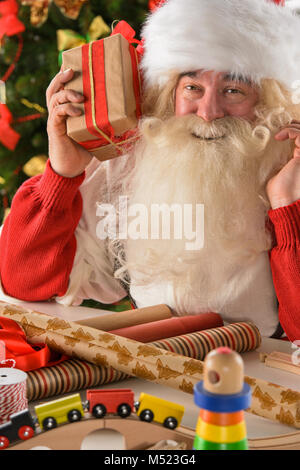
[47,103,82,136]
[53,102,82,119]
[46,68,75,109]
[48,88,84,114]
[275,127,300,145]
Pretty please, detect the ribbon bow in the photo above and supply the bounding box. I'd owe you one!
[111,20,144,58]
[57,16,111,66]
[0,103,20,151]
[0,0,25,40]
[0,316,68,371]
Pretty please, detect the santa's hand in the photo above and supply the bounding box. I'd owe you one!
[46,68,93,178]
[266,121,300,209]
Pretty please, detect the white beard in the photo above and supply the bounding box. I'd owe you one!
[110,112,292,315]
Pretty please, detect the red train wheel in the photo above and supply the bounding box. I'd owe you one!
[18,425,35,440]
[0,436,10,450]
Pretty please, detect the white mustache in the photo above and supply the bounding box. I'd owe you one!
[185,115,242,140]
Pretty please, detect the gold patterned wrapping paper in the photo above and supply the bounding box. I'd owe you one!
[25,321,259,401]
[26,321,259,402]
[0,302,203,395]
[245,375,300,428]
[1,301,300,428]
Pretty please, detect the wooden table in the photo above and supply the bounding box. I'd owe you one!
[3,298,300,450]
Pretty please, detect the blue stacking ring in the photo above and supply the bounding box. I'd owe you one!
[194,381,252,413]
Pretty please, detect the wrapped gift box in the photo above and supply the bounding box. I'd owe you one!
[62,21,142,161]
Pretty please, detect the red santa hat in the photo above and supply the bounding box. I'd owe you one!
[141,0,300,90]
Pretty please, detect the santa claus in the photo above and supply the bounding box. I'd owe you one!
[0,0,299,340]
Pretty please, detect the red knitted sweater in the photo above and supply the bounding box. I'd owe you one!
[0,160,299,341]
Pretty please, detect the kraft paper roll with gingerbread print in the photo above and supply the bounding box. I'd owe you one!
[25,320,257,401]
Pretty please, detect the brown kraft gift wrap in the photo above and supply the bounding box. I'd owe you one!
[1,301,300,429]
[25,320,256,402]
[62,22,142,162]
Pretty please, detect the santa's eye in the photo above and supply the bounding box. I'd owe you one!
[224,88,243,94]
[223,87,248,103]
[185,85,201,91]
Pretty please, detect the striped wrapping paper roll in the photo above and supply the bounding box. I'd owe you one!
[151,322,261,360]
[26,359,130,402]
[26,322,259,402]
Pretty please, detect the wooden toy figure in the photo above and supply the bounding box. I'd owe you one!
[193,347,251,450]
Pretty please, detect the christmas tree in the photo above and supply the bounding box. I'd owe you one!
[0,0,151,224]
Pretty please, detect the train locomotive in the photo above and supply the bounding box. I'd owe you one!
[0,389,185,449]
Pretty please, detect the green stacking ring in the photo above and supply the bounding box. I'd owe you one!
[193,434,248,450]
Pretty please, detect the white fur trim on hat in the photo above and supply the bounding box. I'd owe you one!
[141,0,300,90]
[286,0,300,13]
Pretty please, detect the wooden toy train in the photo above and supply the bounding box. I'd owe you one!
[0,389,185,450]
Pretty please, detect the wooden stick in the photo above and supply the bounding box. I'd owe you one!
[260,351,300,376]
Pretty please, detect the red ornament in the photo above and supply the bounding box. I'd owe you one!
[148,0,166,12]
[271,0,285,5]
[0,0,25,39]
[0,104,20,151]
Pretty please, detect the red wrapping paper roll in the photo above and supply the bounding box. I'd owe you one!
[109,313,223,342]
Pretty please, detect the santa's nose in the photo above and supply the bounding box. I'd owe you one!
[196,91,225,122]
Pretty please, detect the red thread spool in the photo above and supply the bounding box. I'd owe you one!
[0,368,27,424]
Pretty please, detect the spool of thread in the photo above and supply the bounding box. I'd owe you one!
[0,368,28,424]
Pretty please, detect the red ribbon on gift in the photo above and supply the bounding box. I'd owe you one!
[0,316,68,372]
[0,104,20,151]
[0,0,25,39]
[79,20,142,152]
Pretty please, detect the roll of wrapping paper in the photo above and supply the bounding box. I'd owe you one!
[26,359,129,402]
[151,322,261,359]
[109,312,224,342]
[0,301,204,395]
[26,321,254,402]
[1,301,300,428]
[74,304,173,330]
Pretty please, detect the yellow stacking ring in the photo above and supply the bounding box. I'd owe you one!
[196,417,247,443]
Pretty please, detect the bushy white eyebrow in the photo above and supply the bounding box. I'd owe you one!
[179,71,253,87]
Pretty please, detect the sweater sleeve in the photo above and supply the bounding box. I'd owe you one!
[268,199,300,342]
[0,159,85,301]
